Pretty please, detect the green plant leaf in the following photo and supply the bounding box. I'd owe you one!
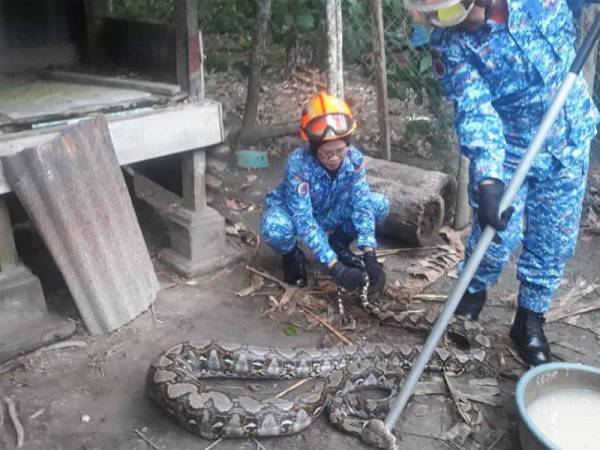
[419,54,433,74]
[283,324,299,336]
[295,13,315,30]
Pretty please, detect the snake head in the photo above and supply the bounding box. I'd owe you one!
[361,419,398,450]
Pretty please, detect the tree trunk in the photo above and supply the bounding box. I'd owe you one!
[326,0,343,97]
[370,0,391,161]
[239,0,272,144]
[369,175,444,246]
[364,156,458,245]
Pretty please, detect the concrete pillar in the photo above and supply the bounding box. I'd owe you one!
[0,198,75,363]
[160,149,242,277]
[132,148,242,278]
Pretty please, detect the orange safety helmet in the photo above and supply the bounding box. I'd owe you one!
[300,92,357,142]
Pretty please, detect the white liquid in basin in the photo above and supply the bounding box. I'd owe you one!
[527,388,600,450]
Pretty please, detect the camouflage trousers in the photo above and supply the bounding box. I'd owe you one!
[463,156,588,313]
[261,192,389,257]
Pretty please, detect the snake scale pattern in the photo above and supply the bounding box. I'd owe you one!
[147,285,491,450]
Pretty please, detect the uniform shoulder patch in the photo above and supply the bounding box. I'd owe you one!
[297,181,309,196]
[433,57,446,79]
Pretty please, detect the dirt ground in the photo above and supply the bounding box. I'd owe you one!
[2,72,600,450]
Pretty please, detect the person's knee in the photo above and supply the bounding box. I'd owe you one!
[370,193,390,223]
[261,209,295,249]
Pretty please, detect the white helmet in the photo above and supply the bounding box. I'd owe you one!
[403,0,475,27]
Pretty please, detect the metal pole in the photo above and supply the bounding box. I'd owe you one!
[384,12,600,432]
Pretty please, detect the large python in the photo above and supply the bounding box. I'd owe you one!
[147,283,491,450]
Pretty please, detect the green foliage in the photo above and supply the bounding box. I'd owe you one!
[283,323,299,336]
[110,0,444,118]
[111,0,174,24]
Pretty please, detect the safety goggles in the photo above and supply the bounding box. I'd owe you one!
[303,113,355,141]
[408,0,474,27]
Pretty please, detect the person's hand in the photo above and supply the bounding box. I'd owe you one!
[477,179,514,231]
[330,261,367,290]
[363,251,386,294]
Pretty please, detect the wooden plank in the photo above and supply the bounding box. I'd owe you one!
[0,198,17,271]
[370,0,391,161]
[182,150,207,212]
[83,0,110,65]
[1,95,166,131]
[0,101,224,194]
[40,70,181,97]
[175,0,202,98]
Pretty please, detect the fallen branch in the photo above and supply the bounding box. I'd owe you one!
[252,437,268,450]
[40,340,88,352]
[411,294,446,301]
[299,305,353,345]
[550,340,586,355]
[488,431,506,450]
[4,396,24,448]
[505,347,528,368]
[202,439,223,450]
[442,372,472,426]
[150,304,163,324]
[547,297,600,323]
[376,246,445,256]
[28,409,45,420]
[134,428,161,449]
[275,378,310,398]
[246,265,288,289]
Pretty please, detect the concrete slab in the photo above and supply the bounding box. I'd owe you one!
[0,101,224,194]
[0,313,76,363]
[0,264,76,363]
[0,264,47,322]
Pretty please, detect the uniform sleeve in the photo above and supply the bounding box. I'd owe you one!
[435,39,506,186]
[566,0,584,19]
[349,152,377,249]
[283,159,336,265]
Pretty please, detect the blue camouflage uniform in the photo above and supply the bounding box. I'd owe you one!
[431,0,599,313]
[261,146,389,266]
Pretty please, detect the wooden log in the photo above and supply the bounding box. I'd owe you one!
[368,174,444,246]
[364,156,457,225]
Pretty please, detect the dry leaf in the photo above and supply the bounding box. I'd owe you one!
[225,198,247,210]
[278,286,300,311]
[235,274,265,297]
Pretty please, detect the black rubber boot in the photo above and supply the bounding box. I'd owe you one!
[509,306,551,367]
[454,289,487,321]
[328,229,365,270]
[282,245,308,287]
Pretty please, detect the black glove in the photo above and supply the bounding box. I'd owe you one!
[363,251,386,294]
[330,261,367,290]
[477,179,514,231]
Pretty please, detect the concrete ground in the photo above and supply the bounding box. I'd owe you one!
[1,152,600,450]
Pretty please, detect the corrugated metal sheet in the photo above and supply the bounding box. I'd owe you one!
[2,115,159,335]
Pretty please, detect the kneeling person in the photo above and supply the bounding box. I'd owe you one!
[261,92,389,294]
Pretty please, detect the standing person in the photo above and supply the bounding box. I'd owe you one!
[403,0,599,365]
[261,92,389,295]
